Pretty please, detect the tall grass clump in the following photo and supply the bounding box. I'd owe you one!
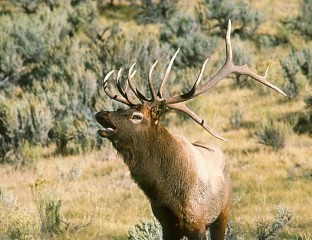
[0,205,40,240]
[31,179,63,235]
[0,188,40,240]
[230,106,244,129]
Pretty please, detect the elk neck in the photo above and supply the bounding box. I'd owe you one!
[111,124,195,202]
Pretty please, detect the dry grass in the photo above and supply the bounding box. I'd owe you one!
[0,148,151,239]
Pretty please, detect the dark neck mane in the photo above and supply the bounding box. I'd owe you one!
[112,125,193,201]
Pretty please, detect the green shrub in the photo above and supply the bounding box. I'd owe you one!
[49,113,98,155]
[293,96,312,137]
[0,31,23,86]
[280,48,312,98]
[296,0,312,38]
[131,0,180,23]
[0,3,108,160]
[0,101,14,161]
[257,124,285,151]
[173,33,218,68]
[230,106,244,129]
[12,0,41,13]
[160,11,199,41]
[0,6,71,87]
[30,179,93,236]
[198,0,264,38]
[286,0,312,39]
[15,141,40,167]
[67,0,97,31]
[256,207,292,240]
[0,95,52,164]
[128,218,162,240]
[255,25,290,49]
[160,11,219,68]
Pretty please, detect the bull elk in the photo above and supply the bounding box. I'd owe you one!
[95,20,286,240]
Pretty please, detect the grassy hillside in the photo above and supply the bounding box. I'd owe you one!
[0,0,311,239]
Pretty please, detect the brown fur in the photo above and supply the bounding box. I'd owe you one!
[96,104,231,239]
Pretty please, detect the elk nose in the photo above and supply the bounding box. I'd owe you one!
[95,111,109,121]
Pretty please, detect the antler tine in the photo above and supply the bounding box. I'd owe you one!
[232,65,287,96]
[127,63,142,102]
[127,63,143,103]
[167,102,228,141]
[116,68,124,96]
[158,48,180,98]
[165,20,286,105]
[194,58,209,89]
[148,60,158,101]
[115,68,137,105]
[127,63,150,103]
[103,70,131,105]
[179,58,210,100]
[225,19,233,63]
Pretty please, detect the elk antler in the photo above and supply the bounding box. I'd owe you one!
[164,20,287,105]
[102,20,287,140]
[103,70,131,106]
[161,20,286,140]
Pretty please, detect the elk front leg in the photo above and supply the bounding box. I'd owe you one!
[151,204,184,240]
[209,202,230,240]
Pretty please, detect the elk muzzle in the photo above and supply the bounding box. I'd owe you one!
[95,111,117,138]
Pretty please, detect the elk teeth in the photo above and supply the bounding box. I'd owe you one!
[104,127,115,132]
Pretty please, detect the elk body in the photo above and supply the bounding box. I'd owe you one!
[95,21,286,240]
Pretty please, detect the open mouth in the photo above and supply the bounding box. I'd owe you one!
[95,113,117,138]
[97,119,117,138]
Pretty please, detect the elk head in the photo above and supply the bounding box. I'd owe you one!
[95,104,154,144]
[96,20,286,142]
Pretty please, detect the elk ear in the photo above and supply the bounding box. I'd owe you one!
[151,100,166,125]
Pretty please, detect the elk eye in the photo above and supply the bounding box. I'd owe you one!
[131,112,143,123]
